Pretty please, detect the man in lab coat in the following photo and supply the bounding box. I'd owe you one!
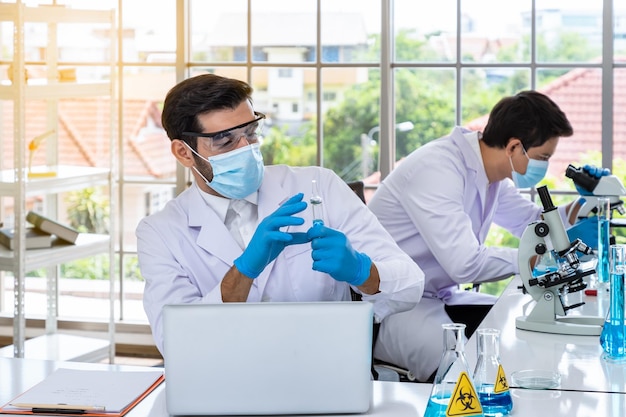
[369,90,601,382]
[136,74,424,356]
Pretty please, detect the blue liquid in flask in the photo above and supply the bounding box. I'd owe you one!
[598,217,610,284]
[600,270,626,359]
[477,385,513,417]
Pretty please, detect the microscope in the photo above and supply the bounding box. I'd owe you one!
[516,185,605,335]
[565,164,626,222]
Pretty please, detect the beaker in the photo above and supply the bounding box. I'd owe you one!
[599,244,626,361]
[473,328,513,416]
[597,197,611,286]
[424,323,484,417]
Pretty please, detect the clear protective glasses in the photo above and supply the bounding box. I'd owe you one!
[183,112,265,153]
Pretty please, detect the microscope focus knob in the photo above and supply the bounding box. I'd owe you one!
[535,243,547,255]
[534,222,549,238]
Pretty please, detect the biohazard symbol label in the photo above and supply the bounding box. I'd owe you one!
[493,364,510,394]
[446,371,483,417]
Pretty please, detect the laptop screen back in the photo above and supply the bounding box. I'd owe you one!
[163,301,373,415]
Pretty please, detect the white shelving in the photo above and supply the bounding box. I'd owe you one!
[0,2,116,362]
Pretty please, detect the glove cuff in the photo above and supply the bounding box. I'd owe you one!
[351,252,372,286]
[234,255,260,279]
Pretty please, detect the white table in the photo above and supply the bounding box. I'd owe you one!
[1,357,625,416]
[465,276,626,394]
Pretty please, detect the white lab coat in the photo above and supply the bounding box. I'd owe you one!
[369,127,570,381]
[137,164,424,355]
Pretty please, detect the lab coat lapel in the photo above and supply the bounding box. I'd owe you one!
[252,170,289,296]
[187,186,243,265]
[454,128,489,222]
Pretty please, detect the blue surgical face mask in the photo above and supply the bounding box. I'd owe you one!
[186,142,264,199]
[510,147,549,189]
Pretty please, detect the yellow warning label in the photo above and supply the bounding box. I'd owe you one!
[446,371,483,417]
[493,364,510,394]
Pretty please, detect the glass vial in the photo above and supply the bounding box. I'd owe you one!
[424,323,484,417]
[597,197,611,287]
[472,329,513,416]
[600,244,626,361]
[310,179,324,226]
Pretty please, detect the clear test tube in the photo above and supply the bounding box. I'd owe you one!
[310,180,324,226]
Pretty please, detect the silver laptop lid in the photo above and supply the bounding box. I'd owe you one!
[163,301,374,416]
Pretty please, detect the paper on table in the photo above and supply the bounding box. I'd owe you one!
[1,368,164,415]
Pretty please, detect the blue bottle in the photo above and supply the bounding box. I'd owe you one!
[597,197,611,286]
[600,244,626,361]
[473,329,513,416]
[424,323,484,417]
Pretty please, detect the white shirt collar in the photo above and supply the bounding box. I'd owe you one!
[194,182,259,223]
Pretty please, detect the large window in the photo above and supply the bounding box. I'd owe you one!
[1,0,623,341]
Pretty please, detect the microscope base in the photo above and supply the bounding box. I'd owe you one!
[515,316,603,336]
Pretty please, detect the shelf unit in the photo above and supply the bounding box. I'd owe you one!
[0,2,116,362]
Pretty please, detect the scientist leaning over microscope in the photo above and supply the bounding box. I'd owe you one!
[136,73,424,356]
[369,90,608,382]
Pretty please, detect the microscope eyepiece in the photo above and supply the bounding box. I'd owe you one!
[537,185,556,211]
[565,164,599,193]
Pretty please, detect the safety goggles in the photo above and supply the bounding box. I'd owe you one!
[183,112,265,153]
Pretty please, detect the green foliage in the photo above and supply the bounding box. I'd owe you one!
[65,187,109,234]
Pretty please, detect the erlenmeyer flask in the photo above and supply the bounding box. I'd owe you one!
[472,328,513,416]
[424,323,483,417]
[600,244,626,361]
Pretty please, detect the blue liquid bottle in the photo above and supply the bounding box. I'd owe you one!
[597,197,611,287]
[473,329,513,416]
[424,323,484,417]
[600,244,626,361]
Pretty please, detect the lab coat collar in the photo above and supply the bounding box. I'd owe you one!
[451,127,491,221]
[187,184,243,265]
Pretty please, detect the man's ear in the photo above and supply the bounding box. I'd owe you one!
[171,139,195,168]
[505,138,522,157]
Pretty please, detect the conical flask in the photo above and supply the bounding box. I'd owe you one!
[424,323,483,417]
[599,244,626,361]
[532,249,559,278]
[472,328,513,416]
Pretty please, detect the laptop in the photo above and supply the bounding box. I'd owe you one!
[162,301,374,416]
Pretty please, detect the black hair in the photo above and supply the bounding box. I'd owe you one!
[161,73,254,149]
[481,90,573,149]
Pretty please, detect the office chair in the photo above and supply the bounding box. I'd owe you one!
[345,180,417,382]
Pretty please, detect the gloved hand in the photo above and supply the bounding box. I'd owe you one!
[566,215,599,249]
[575,164,611,196]
[307,223,372,286]
[234,193,310,279]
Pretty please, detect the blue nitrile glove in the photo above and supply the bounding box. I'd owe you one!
[307,223,372,286]
[234,193,310,279]
[566,216,599,249]
[575,164,611,196]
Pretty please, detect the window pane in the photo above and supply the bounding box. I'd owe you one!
[190,0,248,63]
[461,0,531,63]
[615,68,626,170]
[394,0,456,63]
[534,0,603,63]
[121,67,176,180]
[252,67,316,167]
[321,0,379,63]
[122,0,176,63]
[616,6,626,55]
[251,0,317,64]
[322,68,378,181]
[393,68,456,163]
[537,68,602,181]
[462,68,530,126]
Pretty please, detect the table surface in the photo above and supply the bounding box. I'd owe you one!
[1,355,626,416]
[464,275,626,394]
